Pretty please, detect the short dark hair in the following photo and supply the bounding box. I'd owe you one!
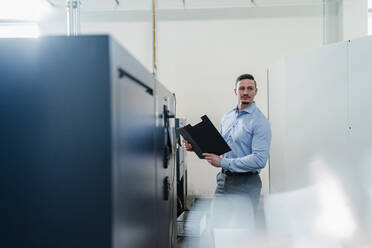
[235,74,256,88]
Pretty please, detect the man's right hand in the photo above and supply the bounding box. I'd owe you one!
[182,139,193,151]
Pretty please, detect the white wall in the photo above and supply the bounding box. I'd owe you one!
[38,7,324,196]
[81,21,154,71]
[38,10,154,71]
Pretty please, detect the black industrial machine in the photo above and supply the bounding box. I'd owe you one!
[175,118,188,217]
[154,83,177,247]
[0,36,177,248]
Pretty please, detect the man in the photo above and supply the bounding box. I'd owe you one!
[183,74,271,228]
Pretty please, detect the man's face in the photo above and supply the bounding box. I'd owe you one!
[234,79,257,105]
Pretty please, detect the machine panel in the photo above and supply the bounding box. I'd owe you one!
[0,35,177,248]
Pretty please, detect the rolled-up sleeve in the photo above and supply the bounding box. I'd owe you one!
[221,119,271,172]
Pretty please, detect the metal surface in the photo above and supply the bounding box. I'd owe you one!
[176,118,187,216]
[266,36,372,246]
[268,41,349,193]
[0,35,176,248]
[0,36,112,248]
[109,36,158,248]
[176,118,187,181]
[154,82,177,248]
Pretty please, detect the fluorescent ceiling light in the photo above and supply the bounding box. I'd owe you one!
[0,23,40,38]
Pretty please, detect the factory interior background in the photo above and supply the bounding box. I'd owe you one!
[1,0,372,247]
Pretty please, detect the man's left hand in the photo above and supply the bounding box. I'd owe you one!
[202,153,221,167]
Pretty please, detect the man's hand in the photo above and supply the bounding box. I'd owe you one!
[203,153,221,167]
[182,139,193,151]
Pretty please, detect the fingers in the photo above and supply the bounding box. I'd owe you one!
[202,153,213,158]
[205,157,217,167]
[203,153,221,168]
[186,146,193,152]
[203,153,214,163]
[182,139,193,151]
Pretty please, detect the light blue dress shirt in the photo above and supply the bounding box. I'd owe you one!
[220,102,271,173]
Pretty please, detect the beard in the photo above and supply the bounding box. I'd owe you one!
[241,101,250,105]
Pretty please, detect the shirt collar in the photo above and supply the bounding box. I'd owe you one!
[234,102,256,114]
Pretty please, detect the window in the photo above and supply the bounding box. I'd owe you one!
[0,23,40,38]
[0,0,49,38]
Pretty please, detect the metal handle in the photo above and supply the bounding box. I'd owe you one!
[118,67,153,96]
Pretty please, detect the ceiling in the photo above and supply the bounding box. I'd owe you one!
[48,0,323,11]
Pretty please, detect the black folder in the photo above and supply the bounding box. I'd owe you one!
[178,115,231,159]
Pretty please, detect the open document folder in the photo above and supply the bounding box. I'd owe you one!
[178,115,231,159]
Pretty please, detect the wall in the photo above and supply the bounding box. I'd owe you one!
[38,10,154,71]
[82,21,154,72]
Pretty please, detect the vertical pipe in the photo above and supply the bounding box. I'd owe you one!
[323,0,326,44]
[323,0,343,44]
[152,0,157,75]
[75,0,80,34]
[66,0,80,36]
[66,0,73,35]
